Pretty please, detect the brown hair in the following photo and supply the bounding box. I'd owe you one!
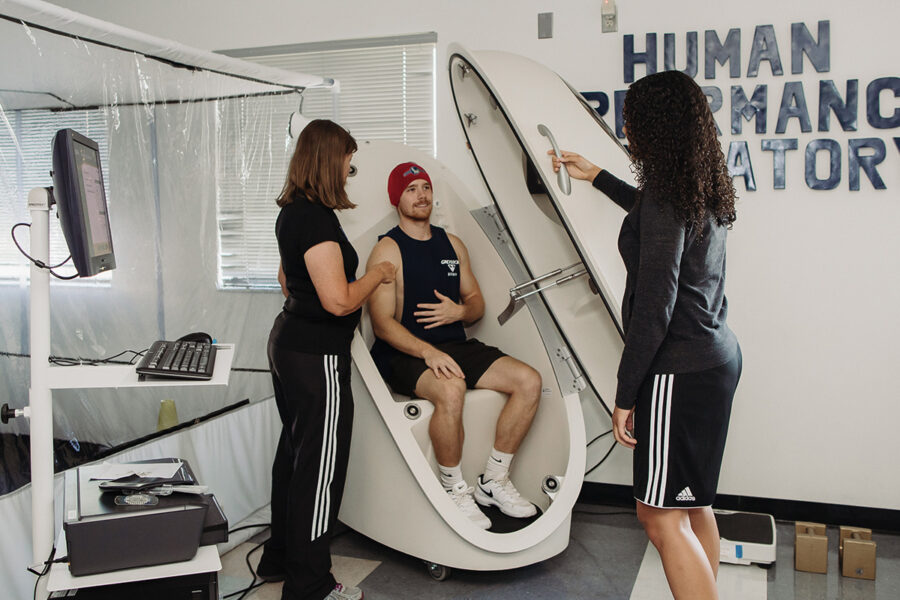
[623,70,737,229]
[276,119,358,209]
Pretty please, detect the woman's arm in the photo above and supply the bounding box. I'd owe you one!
[305,241,395,316]
[550,149,637,212]
[613,194,684,410]
[592,170,637,213]
[277,261,288,298]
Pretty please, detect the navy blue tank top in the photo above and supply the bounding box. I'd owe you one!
[385,225,466,344]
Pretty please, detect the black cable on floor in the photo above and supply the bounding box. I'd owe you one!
[223,539,268,600]
[586,428,613,447]
[228,523,272,535]
[222,523,349,599]
[584,438,618,477]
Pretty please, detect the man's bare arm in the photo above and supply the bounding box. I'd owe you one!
[451,234,485,324]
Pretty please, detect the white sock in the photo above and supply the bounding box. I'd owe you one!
[438,463,464,490]
[483,448,514,483]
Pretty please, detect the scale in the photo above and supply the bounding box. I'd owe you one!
[715,509,777,566]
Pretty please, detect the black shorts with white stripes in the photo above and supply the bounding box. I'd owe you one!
[632,346,742,509]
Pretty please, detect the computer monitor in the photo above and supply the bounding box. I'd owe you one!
[51,129,116,277]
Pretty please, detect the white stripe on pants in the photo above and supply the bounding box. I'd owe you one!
[643,374,673,507]
[311,355,340,540]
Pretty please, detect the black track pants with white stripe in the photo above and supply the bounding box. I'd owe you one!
[264,346,353,600]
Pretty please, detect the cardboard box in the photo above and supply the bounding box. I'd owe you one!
[840,526,876,580]
[794,521,828,574]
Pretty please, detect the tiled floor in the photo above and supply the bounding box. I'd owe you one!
[219,505,900,600]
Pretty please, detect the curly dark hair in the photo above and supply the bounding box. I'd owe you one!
[623,70,736,229]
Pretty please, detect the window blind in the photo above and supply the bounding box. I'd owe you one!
[0,109,111,283]
[215,40,436,290]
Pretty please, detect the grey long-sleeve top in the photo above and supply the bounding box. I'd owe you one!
[592,170,738,410]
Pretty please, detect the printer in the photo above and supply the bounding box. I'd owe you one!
[63,458,228,577]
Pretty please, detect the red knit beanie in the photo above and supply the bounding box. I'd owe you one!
[387,162,432,206]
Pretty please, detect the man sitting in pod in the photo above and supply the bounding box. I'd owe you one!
[367,162,541,529]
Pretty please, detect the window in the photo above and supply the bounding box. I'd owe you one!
[214,35,437,290]
[0,109,112,283]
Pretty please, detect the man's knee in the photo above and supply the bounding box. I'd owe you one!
[518,365,542,402]
[501,363,541,406]
[421,376,467,414]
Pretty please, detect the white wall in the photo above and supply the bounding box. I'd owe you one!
[50,0,900,511]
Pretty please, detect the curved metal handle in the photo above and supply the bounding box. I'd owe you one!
[538,123,571,195]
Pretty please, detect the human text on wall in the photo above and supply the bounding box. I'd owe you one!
[583,21,899,191]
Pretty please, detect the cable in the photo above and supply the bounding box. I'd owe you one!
[218,523,273,599]
[4,344,272,373]
[222,524,350,599]
[586,428,613,448]
[228,580,266,600]
[223,539,267,600]
[3,347,270,372]
[47,348,149,367]
[584,438,618,477]
[228,523,271,535]
[29,545,57,600]
[11,222,79,280]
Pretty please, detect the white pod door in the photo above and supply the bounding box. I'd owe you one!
[448,44,633,413]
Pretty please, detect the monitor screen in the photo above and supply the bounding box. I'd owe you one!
[52,129,116,277]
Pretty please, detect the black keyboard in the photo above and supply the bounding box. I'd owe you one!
[135,340,217,380]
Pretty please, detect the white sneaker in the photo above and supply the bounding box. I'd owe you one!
[325,583,363,600]
[447,480,492,529]
[474,474,538,518]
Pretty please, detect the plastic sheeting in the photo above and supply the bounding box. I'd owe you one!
[0,396,282,599]
[0,4,321,498]
[0,0,329,111]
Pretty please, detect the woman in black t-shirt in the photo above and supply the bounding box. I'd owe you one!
[257,120,393,600]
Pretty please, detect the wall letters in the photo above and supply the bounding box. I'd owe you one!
[586,20,898,191]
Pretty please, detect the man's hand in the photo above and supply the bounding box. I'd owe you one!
[612,406,636,449]
[422,346,465,379]
[414,290,464,330]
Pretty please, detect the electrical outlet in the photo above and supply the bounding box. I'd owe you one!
[602,14,617,33]
[601,0,617,33]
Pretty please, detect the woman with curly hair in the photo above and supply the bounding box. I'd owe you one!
[552,70,741,599]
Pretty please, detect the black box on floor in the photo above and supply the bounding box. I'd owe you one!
[63,459,227,576]
[49,571,218,599]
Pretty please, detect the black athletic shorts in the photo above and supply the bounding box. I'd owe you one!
[374,338,507,397]
[633,346,742,509]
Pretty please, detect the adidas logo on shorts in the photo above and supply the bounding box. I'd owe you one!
[675,487,696,502]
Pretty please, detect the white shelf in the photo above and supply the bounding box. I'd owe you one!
[47,529,221,592]
[46,344,234,390]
